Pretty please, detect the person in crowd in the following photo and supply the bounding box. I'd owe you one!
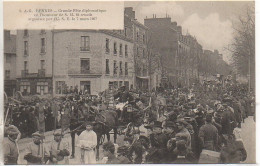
[3,126,20,165]
[77,121,97,164]
[117,146,132,164]
[175,119,192,149]
[102,141,120,164]
[49,131,70,164]
[172,140,197,163]
[24,132,49,164]
[198,114,218,151]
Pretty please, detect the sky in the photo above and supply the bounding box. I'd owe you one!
[124,1,254,63]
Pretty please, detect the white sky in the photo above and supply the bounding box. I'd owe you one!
[125,1,254,64]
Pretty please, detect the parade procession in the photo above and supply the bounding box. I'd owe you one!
[3,79,255,164]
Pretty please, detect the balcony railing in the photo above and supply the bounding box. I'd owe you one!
[38,69,45,77]
[80,68,90,74]
[21,70,28,77]
[80,46,90,51]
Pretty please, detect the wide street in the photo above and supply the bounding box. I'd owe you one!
[16,116,255,164]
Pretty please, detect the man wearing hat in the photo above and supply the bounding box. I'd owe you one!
[148,121,168,163]
[175,119,191,149]
[24,131,49,164]
[198,114,218,151]
[77,121,97,164]
[117,146,131,164]
[164,121,176,141]
[3,126,20,164]
[49,131,70,164]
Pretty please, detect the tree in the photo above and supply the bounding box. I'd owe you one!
[227,3,255,90]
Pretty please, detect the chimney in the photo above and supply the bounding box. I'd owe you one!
[124,7,135,19]
[155,14,156,18]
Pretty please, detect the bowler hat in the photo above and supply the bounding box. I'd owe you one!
[153,121,162,128]
[165,121,175,128]
[139,135,150,143]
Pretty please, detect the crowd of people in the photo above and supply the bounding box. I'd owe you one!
[3,80,255,164]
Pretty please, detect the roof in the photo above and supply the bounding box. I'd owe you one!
[4,34,16,54]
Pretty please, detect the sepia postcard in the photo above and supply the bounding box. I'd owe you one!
[2,0,256,165]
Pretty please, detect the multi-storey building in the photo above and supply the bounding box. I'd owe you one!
[125,7,150,91]
[16,29,134,96]
[199,49,231,82]
[4,30,17,96]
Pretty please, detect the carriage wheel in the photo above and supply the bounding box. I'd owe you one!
[100,134,105,145]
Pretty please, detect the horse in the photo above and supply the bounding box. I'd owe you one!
[68,101,118,160]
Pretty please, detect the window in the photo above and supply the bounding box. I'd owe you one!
[80,36,90,51]
[80,81,91,94]
[40,29,46,34]
[124,27,127,37]
[20,82,30,94]
[143,49,145,58]
[119,44,123,56]
[24,61,28,70]
[114,81,118,89]
[6,56,11,63]
[136,28,139,40]
[40,60,45,70]
[56,81,65,94]
[40,38,46,53]
[125,45,128,57]
[113,60,117,75]
[80,58,90,74]
[114,42,117,55]
[119,81,123,87]
[137,47,139,57]
[5,70,10,79]
[37,82,48,95]
[106,59,110,74]
[24,41,28,56]
[125,62,128,76]
[119,61,123,75]
[24,30,28,37]
[105,38,110,53]
[124,81,129,90]
[143,34,145,44]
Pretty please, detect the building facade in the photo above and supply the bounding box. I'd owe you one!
[4,30,17,96]
[16,29,134,96]
[125,7,150,91]
[53,30,134,95]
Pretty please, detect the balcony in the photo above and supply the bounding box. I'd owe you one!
[80,68,90,74]
[21,70,28,77]
[80,46,90,52]
[38,69,45,77]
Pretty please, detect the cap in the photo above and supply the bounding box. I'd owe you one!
[6,126,19,135]
[53,130,63,136]
[32,131,43,138]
